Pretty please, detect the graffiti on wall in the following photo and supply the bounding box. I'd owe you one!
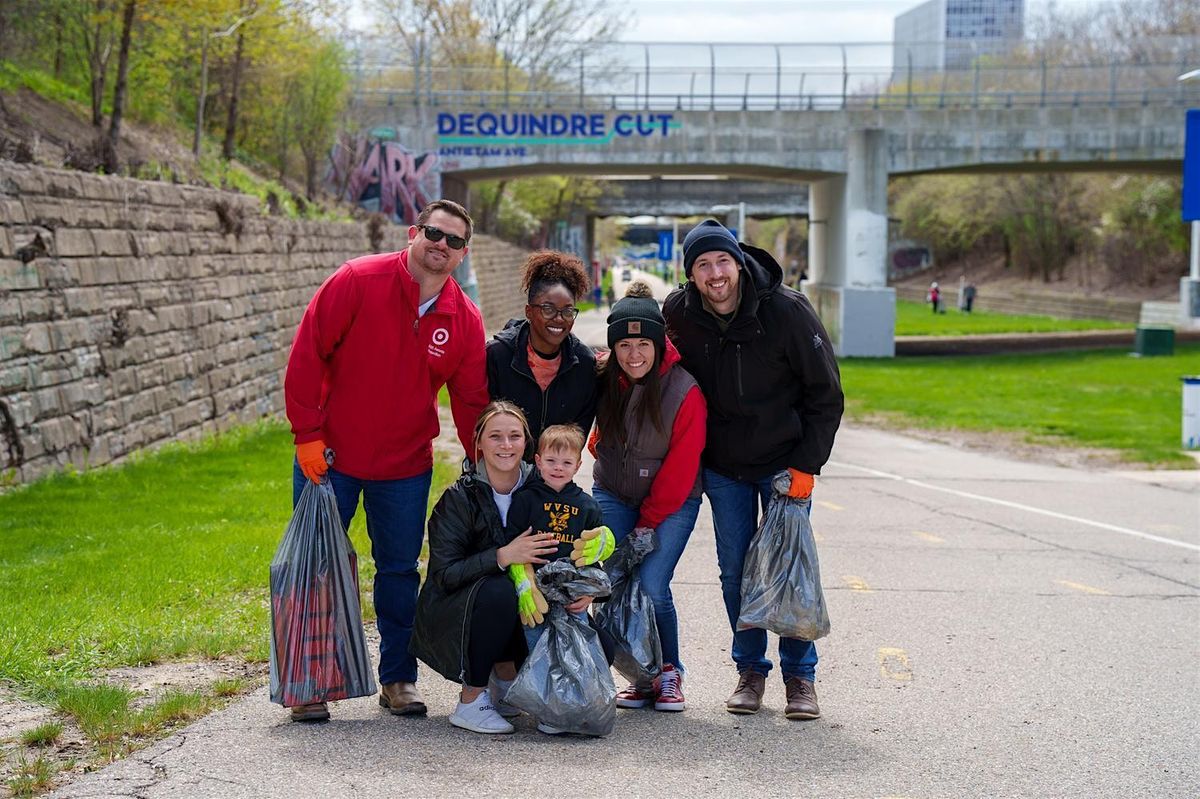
[329,130,441,225]
[549,220,585,260]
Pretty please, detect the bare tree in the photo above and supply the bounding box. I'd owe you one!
[106,0,137,160]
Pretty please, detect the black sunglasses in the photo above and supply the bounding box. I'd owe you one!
[418,224,468,250]
[531,303,579,321]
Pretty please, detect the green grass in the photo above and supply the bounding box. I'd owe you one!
[7,754,57,797]
[126,690,214,737]
[0,419,458,707]
[211,678,246,697]
[0,60,92,108]
[19,722,63,748]
[895,299,1131,336]
[841,343,1200,466]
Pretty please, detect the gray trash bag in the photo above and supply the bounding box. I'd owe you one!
[736,472,831,641]
[593,529,662,686]
[505,560,616,736]
[269,478,376,706]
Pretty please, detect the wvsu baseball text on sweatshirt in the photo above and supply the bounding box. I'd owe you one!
[504,479,605,567]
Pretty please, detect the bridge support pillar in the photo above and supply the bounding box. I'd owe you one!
[441,175,478,303]
[806,129,894,358]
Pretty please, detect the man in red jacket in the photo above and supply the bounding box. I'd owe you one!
[284,199,489,722]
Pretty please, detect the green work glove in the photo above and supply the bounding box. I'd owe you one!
[571,525,616,567]
[507,563,545,628]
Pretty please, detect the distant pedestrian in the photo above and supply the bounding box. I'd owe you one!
[928,282,940,314]
[963,282,977,313]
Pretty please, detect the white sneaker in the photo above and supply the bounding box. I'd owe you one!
[536,721,568,735]
[488,672,521,718]
[449,690,515,734]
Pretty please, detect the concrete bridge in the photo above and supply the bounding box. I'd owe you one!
[341,39,1199,356]
[593,178,808,218]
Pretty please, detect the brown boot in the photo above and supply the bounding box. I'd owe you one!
[725,671,766,714]
[289,702,329,722]
[784,677,820,720]
[379,682,427,716]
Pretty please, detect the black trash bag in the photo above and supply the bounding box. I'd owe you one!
[737,473,831,641]
[505,560,616,736]
[593,529,662,686]
[269,478,376,706]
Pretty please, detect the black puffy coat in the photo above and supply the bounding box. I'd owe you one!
[486,319,597,442]
[663,244,843,481]
[409,462,535,683]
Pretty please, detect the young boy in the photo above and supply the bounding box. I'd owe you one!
[499,424,616,734]
[505,424,610,575]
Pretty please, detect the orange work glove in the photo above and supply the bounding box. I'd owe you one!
[296,440,329,484]
[786,468,814,499]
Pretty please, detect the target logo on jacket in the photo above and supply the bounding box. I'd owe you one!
[428,327,450,357]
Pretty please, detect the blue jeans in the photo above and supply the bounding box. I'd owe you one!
[703,468,818,680]
[293,463,432,685]
[593,488,701,676]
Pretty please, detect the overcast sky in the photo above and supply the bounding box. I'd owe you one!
[350,0,1109,43]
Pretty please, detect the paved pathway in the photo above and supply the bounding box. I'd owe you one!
[50,424,1199,798]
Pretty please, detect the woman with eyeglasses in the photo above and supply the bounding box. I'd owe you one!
[589,280,706,714]
[485,250,598,449]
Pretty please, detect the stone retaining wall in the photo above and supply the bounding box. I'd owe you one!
[0,162,529,485]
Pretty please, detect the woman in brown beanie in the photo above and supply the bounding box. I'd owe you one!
[588,281,707,713]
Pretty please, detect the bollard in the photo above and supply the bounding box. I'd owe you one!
[1184,376,1200,450]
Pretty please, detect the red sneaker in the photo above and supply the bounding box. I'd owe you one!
[654,664,686,712]
[615,682,654,708]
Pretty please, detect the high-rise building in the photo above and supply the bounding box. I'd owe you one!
[893,0,1025,74]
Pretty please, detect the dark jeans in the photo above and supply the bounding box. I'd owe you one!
[703,468,818,681]
[293,463,432,684]
[465,574,528,687]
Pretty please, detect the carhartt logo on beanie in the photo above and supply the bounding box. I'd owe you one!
[607,280,665,350]
[682,219,745,278]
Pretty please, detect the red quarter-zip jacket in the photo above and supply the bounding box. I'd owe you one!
[285,249,488,480]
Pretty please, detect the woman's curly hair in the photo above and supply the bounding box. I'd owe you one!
[520,250,590,303]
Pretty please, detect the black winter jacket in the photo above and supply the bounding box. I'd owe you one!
[486,319,598,443]
[662,244,843,481]
[504,480,605,565]
[409,462,533,683]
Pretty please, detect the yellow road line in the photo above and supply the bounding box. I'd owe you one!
[817,500,844,511]
[1056,579,1110,596]
[842,575,873,592]
[913,530,944,544]
[877,647,913,681]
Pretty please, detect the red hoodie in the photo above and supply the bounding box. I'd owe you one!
[285,250,488,481]
[588,338,707,529]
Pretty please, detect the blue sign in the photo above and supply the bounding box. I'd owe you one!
[657,230,674,261]
[1185,109,1200,222]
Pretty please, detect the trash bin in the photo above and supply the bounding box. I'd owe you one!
[1134,326,1175,356]
[1184,376,1200,450]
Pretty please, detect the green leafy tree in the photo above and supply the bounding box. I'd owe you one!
[289,39,348,198]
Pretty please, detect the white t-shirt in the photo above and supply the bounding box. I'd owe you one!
[491,470,527,527]
[418,292,440,318]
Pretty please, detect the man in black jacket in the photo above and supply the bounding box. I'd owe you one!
[663,219,843,720]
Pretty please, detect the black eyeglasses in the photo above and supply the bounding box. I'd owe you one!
[418,224,468,250]
[531,303,579,321]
